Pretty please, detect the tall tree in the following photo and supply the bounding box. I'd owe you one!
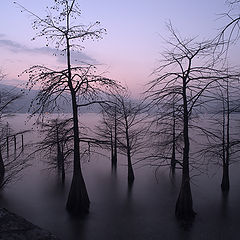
[146,24,233,221]
[16,0,119,215]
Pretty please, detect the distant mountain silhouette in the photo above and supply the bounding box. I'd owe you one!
[0,84,100,114]
[3,83,237,115]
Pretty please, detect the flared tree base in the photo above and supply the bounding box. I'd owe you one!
[66,172,90,215]
[175,182,196,221]
[128,167,135,184]
[221,165,230,192]
[111,161,117,173]
[0,152,5,188]
[128,175,135,184]
[221,182,230,192]
[221,173,230,192]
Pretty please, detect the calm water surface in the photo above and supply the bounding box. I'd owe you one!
[0,114,240,240]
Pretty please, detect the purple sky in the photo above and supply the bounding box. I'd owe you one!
[0,0,238,94]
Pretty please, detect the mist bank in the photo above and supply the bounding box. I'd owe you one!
[2,83,240,115]
[0,83,100,114]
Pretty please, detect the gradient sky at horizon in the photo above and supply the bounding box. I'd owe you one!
[0,0,238,95]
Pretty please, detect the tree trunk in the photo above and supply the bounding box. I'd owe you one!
[6,136,9,157]
[175,79,195,221]
[221,81,230,192]
[126,126,134,183]
[0,148,5,188]
[61,158,65,184]
[60,144,65,184]
[171,99,176,170]
[65,37,89,215]
[175,165,195,220]
[57,142,62,169]
[66,170,89,214]
[57,140,65,183]
[171,139,176,170]
[221,164,230,191]
[66,95,90,214]
[127,154,135,183]
[110,130,116,171]
[113,107,118,168]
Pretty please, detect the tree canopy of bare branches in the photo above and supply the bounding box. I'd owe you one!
[145,24,239,221]
[216,0,240,53]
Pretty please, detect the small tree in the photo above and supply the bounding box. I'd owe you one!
[197,77,240,192]
[116,93,142,183]
[95,108,118,170]
[16,0,119,215]
[36,117,74,183]
[0,71,25,188]
[111,90,147,183]
[96,89,147,182]
[146,93,183,174]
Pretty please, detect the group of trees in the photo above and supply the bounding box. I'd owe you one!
[145,26,240,220]
[4,0,239,223]
[15,0,121,215]
[13,0,150,216]
[144,0,240,221]
[197,79,240,191]
[96,89,147,183]
[35,118,74,183]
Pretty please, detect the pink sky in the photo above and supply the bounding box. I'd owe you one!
[0,0,239,95]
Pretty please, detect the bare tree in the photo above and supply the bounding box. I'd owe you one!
[197,77,240,192]
[0,127,29,189]
[36,117,74,183]
[116,92,146,183]
[146,24,235,221]
[0,124,5,187]
[110,90,147,182]
[16,0,119,215]
[146,93,183,174]
[95,106,119,171]
[96,89,147,182]
[0,71,26,188]
[217,0,240,52]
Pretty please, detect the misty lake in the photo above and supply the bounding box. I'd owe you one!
[0,113,240,240]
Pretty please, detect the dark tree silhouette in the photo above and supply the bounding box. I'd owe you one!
[96,89,147,182]
[146,24,232,221]
[96,106,119,171]
[115,92,143,183]
[197,77,240,192]
[16,0,119,215]
[218,0,240,45]
[110,90,146,183]
[146,93,183,174]
[0,125,29,189]
[36,117,74,183]
[0,123,5,187]
[0,71,26,188]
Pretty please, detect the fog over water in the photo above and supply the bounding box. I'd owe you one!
[0,113,240,240]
